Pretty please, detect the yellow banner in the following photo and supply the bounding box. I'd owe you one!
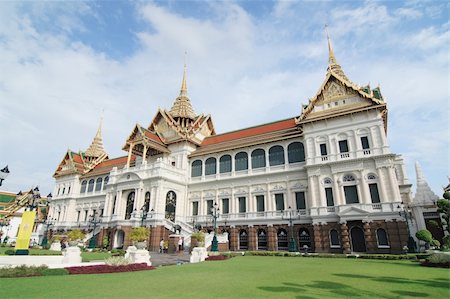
[15,211,36,250]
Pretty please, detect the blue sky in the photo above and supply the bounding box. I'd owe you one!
[0,0,448,197]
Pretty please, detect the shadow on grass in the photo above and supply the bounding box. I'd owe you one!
[391,290,429,297]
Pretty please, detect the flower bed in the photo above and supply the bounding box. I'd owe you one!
[65,263,155,275]
[205,255,228,261]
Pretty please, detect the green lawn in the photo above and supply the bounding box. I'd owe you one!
[2,256,449,298]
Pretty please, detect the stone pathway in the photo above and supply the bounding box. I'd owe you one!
[149,251,191,267]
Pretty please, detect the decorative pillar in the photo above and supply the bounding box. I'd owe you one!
[308,176,317,208]
[376,167,388,202]
[387,167,401,202]
[230,226,238,251]
[248,226,257,251]
[363,221,374,253]
[340,222,351,254]
[332,174,342,206]
[267,225,276,251]
[127,143,134,168]
[360,175,372,204]
[142,144,147,165]
[313,224,324,252]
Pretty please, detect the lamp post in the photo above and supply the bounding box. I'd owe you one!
[140,206,154,227]
[40,193,53,247]
[210,202,220,252]
[0,165,9,186]
[25,187,41,211]
[282,206,298,252]
[88,210,101,249]
[397,202,417,253]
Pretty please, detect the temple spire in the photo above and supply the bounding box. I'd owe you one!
[85,118,108,158]
[325,25,349,81]
[169,60,196,120]
[413,161,439,204]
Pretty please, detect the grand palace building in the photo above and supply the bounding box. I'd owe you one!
[49,39,417,254]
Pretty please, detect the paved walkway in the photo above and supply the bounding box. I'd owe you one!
[149,251,191,267]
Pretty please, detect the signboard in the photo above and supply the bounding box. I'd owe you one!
[15,211,36,252]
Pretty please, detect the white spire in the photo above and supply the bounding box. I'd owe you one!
[413,161,439,204]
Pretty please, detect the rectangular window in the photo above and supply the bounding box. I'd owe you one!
[295,192,306,209]
[238,197,246,213]
[77,211,80,222]
[369,183,380,203]
[112,196,117,214]
[275,193,284,211]
[320,144,327,156]
[344,186,359,204]
[361,136,370,149]
[339,140,349,153]
[325,188,334,207]
[207,200,213,215]
[222,198,229,214]
[256,195,265,212]
[84,210,88,221]
[192,201,199,216]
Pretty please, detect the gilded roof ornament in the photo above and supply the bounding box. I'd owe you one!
[85,118,108,158]
[169,63,197,120]
[325,25,349,81]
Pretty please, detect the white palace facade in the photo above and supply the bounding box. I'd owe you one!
[50,41,414,253]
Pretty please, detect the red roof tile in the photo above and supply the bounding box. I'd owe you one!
[201,118,297,146]
[94,156,135,169]
[143,129,164,144]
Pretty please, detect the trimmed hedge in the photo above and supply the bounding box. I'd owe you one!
[241,251,427,260]
[65,263,155,275]
[205,255,228,261]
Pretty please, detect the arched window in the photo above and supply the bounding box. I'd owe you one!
[277,228,288,251]
[298,228,311,249]
[269,145,285,166]
[144,192,151,212]
[343,174,356,182]
[125,192,135,220]
[80,180,87,194]
[251,149,266,169]
[205,157,217,175]
[330,229,340,247]
[95,177,102,192]
[219,155,232,173]
[103,176,109,190]
[87,179,95,192]
[191,160,202,177]
[288,142,305,163]
[239,230,248,250]
[235,152,248,171]
[376,228,389,247]
[165,191,176,221]
[257,229,267,250]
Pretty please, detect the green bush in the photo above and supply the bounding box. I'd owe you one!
[427,253,450,264]
[41,268,69,276]
[105,256,131,266]
[415,229,433,243]
[431,239,441,248]
[111,249,125,256]
[0,265,48,278]
[191,232,205,243]
[130,227,150,242]
[67,229,85,241]
[5,249,15,255]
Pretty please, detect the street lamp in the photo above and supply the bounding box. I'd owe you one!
[25,187,41,211]
[40,193,53,247]
[140,206,154,227]
[282,206,299,252]
[0,165,9,186]
[88,210,101,249]
[397,202,417,253]
[210,202,220,252]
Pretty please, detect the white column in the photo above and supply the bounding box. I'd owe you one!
[308,176,317,208]
[360,177,372,204]
[378,125,387,147]
[387,167,401,202]
[332,174,342,206]
[376,168,388,202]
[318,180,326,207]
[142,144,147,165]
[127,143,134,168]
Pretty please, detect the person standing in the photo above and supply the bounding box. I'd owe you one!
[178,237,183,253]
[160,239,164,253]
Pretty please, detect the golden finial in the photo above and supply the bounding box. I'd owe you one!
[325,24,337,66]
[180,51,187,96]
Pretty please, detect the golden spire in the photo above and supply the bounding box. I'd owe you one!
[169,58,196,120]
[85,118,108,158]
[325,25,349,81]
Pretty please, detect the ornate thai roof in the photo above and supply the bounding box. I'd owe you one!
[169,64,196,120]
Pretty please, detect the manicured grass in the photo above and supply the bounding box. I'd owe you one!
[2,256,449,298]
[0,247,60,256]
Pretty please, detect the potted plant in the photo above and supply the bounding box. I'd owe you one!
[67,229,85,247]
[191,231,205,247]
[130,227,149,249]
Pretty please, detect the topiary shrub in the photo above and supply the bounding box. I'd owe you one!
[67,229,85,241]
[416,229,433,244]
[130,227,150,242]
[105,256,131,266]
[5,249,15,255]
